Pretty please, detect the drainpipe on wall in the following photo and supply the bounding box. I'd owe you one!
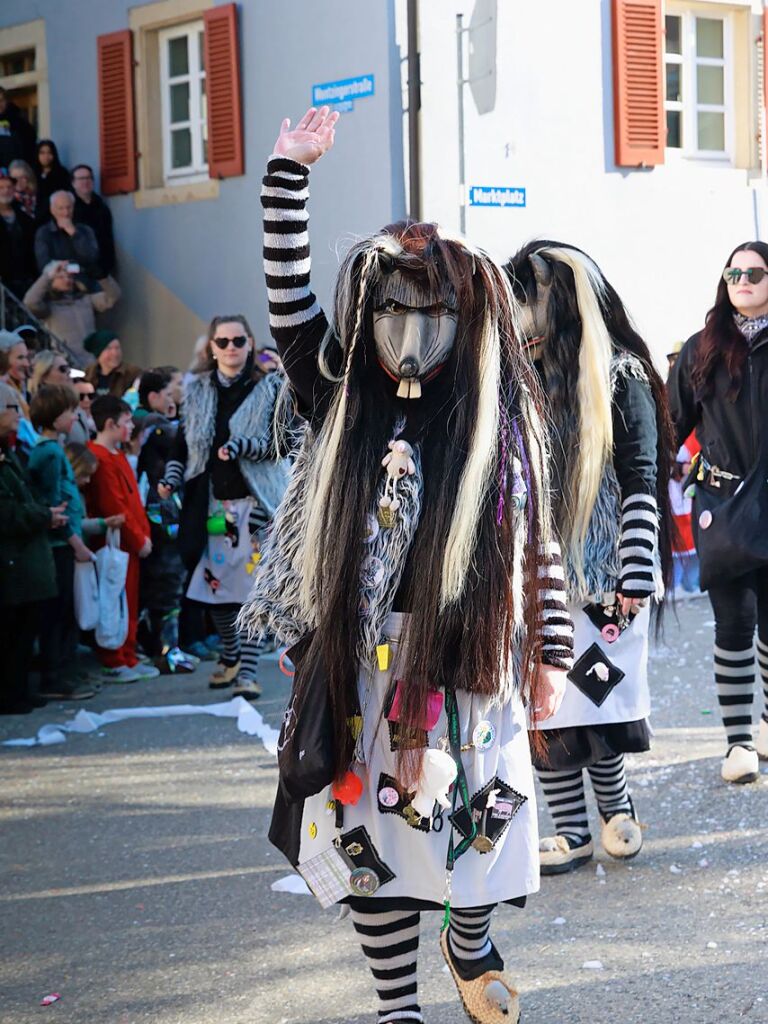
[407,0,422,221]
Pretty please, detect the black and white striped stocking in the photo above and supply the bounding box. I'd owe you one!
[714,643,755,749]
[536,767,590,845]
[350,908,423,1024]
[587,753,632,817]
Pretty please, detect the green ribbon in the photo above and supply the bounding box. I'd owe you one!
[441,686,477,931]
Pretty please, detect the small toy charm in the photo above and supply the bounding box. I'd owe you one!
[411,748,458,818]
[332,770,364,806]
[472,720,496,752]
[586,662,611,683]
[378,439,415,527]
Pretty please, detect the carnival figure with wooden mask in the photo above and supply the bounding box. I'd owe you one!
[505,241,674,875]
[241,109,575,1024]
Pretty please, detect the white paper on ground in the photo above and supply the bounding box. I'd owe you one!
[270,874,311,896]
[2,697,280,755]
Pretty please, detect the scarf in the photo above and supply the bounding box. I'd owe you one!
[734,312,768,343]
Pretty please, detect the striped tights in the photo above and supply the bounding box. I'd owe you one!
[350,904,498,1022]
[537,753,632,843]
[209,605,262,682]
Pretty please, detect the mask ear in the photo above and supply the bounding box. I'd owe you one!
[530,253,552,288]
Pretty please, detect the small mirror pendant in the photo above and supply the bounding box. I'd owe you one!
[378,505,396,529]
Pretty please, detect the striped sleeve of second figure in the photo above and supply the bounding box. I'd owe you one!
[537,541,574,671]
[261,156,323,341]
[618,492,658,597]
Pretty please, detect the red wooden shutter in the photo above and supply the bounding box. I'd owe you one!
[611,0,664,167]
[97,30,137,195]
[204,4,244,179]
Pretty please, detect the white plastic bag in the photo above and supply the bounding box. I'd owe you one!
[73,559,99,631]
[95,528,129,650]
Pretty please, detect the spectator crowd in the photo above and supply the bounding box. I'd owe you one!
[0,85,120,366]
[0,319,285,715]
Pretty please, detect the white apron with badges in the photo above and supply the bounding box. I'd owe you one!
[538,601,651,732]
[294,613,539,909]
[186,496,260,606]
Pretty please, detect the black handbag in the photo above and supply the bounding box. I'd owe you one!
[276,632,336,802]
[693,452,768,591]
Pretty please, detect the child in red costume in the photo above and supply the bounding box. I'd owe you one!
[86,395,159,682]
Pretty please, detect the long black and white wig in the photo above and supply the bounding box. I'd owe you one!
[505,240,674,600]
[293,221,553,783]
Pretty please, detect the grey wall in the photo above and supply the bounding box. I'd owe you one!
[0,0,406,357]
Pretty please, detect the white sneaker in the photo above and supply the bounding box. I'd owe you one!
[756,719,768,761]
[131,663,161,680]
[100,665,142,684]
[721,745,759,784]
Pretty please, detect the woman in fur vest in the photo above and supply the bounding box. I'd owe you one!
[242,107,573,1024]
[505,242,673,875]
[158,314,289,701]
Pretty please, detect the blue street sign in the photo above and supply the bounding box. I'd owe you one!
[312,74,375,107]
[469,185,526,208]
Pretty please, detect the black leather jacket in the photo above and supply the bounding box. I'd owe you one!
[668,327,768,480]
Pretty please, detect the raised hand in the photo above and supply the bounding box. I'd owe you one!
[272,106,340,166]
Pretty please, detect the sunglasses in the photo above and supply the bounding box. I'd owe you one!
[212,335,248,350]
[3,403,19,412]
[54,364,70,373]
[79,392,93,402]
[723,267,768,285]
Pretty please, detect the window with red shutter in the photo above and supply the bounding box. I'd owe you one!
[97,30,137,195]
[204,3,244,179]
[611,0,664,167]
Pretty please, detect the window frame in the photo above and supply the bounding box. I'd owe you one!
[664,6,734,163]
[157,20,208,186]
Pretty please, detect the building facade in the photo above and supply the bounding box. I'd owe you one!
[0,0,766,367]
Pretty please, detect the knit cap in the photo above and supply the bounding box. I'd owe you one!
[83,329,118,358]
[0,329,24,352]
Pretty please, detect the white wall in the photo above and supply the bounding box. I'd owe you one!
[415,0,768,366]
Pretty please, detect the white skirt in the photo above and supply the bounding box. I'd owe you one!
[537,601,651,732]
[295,613,539,909]
[186,496,258,606]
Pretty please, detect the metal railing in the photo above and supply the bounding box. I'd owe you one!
[0,281,79,364]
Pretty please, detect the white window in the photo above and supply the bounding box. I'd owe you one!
[664,9,732,160]
[158,21,208,185]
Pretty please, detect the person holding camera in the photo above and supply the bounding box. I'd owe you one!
[23,261,121,369]
[669,241,768,784]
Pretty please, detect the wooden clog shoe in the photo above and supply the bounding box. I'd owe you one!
[539,834,594,875]
[440,928,520,1023]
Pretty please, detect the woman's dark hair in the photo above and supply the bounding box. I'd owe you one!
[692,240,768,400]
[138,368,171,410]
[195,313,266,379]
[36,139,63,169]
[505,239,675,609]
[30,383,78,430]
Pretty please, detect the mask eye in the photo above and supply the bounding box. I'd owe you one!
[376,298,407,314]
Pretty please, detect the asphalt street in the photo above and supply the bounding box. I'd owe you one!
[1,598,766,1024]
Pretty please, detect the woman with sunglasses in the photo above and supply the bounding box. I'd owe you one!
[28,349,70,397]
[158,315,290,701]
[669,241,768,784]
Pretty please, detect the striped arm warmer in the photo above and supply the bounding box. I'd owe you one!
[261,157,323,340]
[537,542,575,670]
[159,459,184,491]
[618,492,658,598]
[220,435,271,462]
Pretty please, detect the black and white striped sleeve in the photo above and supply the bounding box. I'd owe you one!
[618,493,658,597]
[220,435,270,462]
[158,427,187,492]
[261,157,331,414]
[537,542,574,670]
